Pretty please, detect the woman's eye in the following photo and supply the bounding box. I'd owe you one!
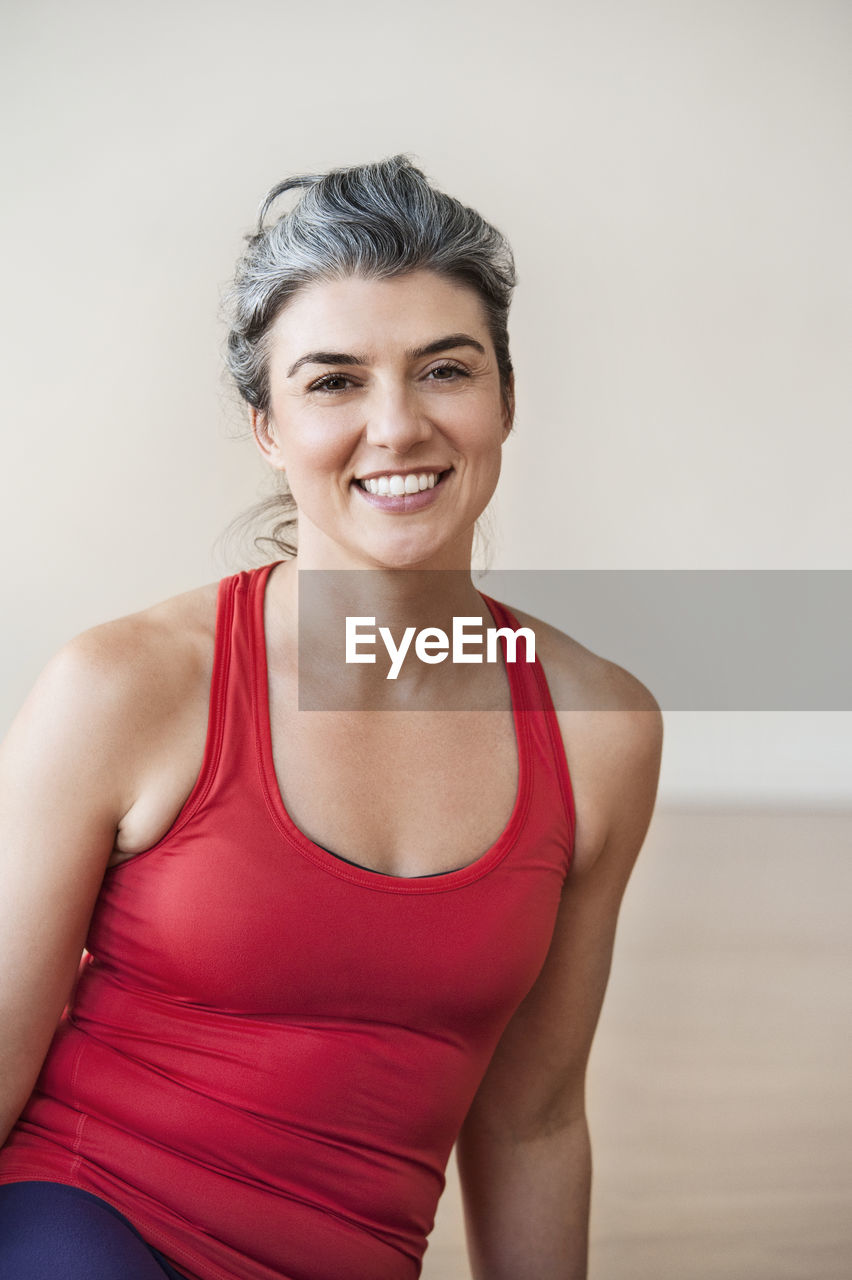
[427,363,468,381]
[309,374,355,393]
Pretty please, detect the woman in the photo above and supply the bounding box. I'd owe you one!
[0,156,662,1280]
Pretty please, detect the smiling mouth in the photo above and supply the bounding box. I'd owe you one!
[354,469,452,495]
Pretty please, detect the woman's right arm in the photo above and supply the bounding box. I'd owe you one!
[0,628,140,1148]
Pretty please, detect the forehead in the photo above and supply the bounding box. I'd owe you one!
[267,270,491,362]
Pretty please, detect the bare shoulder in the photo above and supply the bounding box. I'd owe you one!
[0,577,223,880]
[505,603,663,877]
[30,579,221,840]
[57,578,220,708]
[504,602,660,714]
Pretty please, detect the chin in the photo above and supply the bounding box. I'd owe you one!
[357,539,459,572]
[365,550,442,571]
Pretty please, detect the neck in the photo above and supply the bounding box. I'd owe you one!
[268,557,498,710]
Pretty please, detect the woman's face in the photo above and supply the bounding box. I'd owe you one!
[251,269,514,571]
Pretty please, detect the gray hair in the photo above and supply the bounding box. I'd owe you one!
[222,154,516,561]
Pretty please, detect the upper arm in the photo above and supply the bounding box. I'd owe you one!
[0,624,153,1139]
[460,664,663,1142]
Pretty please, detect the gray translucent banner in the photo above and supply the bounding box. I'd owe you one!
[294,570,852,711]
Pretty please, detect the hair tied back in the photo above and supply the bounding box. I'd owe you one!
[256,174,322,235]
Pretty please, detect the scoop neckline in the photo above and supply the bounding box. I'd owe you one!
[251,560,533,894]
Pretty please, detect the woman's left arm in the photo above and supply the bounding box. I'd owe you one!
[456,687,663,1280]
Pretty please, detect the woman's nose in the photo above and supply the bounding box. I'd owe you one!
[364,382,433,452]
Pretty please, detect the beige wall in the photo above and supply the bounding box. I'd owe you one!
[2,0,849,798]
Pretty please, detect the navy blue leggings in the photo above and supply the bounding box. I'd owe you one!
[0,1182,190,1279]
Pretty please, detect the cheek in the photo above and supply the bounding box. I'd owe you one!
[277,416,356,474]
[468,413,508,460]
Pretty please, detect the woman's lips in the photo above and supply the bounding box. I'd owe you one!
[351,470,452,512]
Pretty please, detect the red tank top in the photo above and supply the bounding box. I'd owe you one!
[0,562,575,1280]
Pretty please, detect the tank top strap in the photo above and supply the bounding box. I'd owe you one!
[202,560,283,791]
[478,592,576,858]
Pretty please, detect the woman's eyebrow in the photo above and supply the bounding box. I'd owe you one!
[286,333,487,378]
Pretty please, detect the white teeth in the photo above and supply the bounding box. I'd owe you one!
[360,471,443,495]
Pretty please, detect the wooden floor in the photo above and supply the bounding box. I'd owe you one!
[421,806,852,1280]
